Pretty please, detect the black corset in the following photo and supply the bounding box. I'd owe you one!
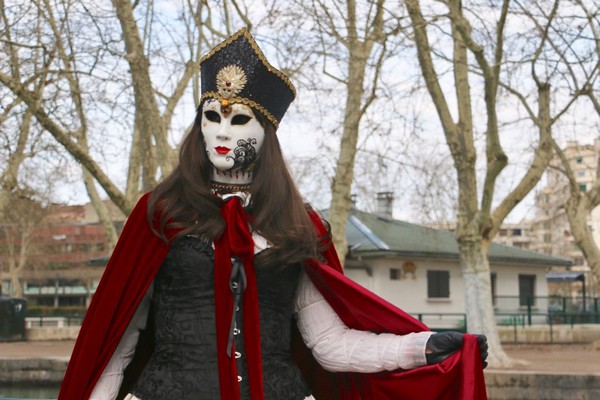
[131,236,311,400]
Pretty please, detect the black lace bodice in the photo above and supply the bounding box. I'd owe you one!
[130,236,311,400]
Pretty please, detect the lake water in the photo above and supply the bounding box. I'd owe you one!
[0,385,59,399]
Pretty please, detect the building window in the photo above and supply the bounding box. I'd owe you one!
[543,234,552,243]
[577,171,586,177]
[579,183,587,192]
[427,270,450,298]
[518,274,536,306]
[512,229,522,236]
[576,156,583,164]
[390,268,401,280]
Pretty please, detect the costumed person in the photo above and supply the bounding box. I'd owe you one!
[59,28,488,400]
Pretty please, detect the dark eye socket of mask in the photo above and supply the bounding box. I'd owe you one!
[232,114,252,125]
[204,110,221,123]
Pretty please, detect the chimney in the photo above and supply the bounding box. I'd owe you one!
[376,191,394,218]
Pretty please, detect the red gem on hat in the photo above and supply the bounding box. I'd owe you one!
[226,81,232,87]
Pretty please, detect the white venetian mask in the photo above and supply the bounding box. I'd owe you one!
[201,99,265,174]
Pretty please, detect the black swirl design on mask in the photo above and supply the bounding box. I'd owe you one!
[231,138,258,171]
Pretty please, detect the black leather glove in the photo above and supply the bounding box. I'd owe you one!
[477,334,489,369]
[426,332,488,369]
[425,331,463,365]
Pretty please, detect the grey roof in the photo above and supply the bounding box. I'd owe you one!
[546,272,585,282]
[345,210,572,267]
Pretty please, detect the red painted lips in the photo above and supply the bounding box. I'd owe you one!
[215,146,230,154]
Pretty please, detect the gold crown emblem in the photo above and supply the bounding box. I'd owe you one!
[216,65,247,99]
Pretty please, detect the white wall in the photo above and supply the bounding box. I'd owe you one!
[493,264,549,299]
[346,257,549,315]
[346,258,463,314]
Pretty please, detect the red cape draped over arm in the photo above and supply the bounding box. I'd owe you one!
[299,211,488,400]
[58,194,170,400]
[59,197,487,400]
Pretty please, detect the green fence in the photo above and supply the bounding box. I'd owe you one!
[412,295,600,333]
[494,295,600,326]
[22,295,600,332]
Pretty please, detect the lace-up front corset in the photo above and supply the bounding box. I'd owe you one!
[131,236,311,399]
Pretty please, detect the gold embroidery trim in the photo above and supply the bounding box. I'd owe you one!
[199,27,296,98]
[201,92,280,128]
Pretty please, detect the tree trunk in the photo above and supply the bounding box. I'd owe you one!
[329,53,368,264]
[565,193,600,280]
[458,234,512,366]
[405,0,517,367]
[9,264,24,298]
[83,170,119,251]
[112,0,175,186]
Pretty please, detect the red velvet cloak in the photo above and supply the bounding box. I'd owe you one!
[58,194,487,399]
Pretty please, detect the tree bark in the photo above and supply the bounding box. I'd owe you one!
[406,0,516,367]
[330,52,369,263]
[112,0,176,186]
[328,0,387,264]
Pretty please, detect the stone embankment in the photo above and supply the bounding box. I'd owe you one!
[1,326,600,399]
[485,370,600,400]
[0,358,67,385]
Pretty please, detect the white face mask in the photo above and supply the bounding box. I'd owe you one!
[201,99,265,175]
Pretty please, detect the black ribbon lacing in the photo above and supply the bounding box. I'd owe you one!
[227,258,247,357]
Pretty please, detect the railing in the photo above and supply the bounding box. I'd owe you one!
[494,295,600,315]
[21,296,600,333]
[413,313,467,333]
[25,315,83,328]
[496,311,600,344]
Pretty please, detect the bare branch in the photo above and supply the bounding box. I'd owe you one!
[230,0,253,30]
[405,0,457,136]
[0,72,130,213]
[314,0,349,48]
[359,43,386,118]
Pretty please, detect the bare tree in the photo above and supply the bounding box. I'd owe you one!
[547,0,600,281]
[402,0,595,366]
[0,190,49,297]
[274,0,406,263]
[0,1,255,225]
[552,140,600,281]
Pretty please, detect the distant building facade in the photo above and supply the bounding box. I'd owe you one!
[476,139,600,298]
[0,202,124,307]
[529,139,600,296]
[493,223,534,250]
[344,209,571,330]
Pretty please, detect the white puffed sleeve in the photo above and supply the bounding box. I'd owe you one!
[294,272,432,373]
[89,284,153,400]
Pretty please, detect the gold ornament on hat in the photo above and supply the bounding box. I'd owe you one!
[216,65,247,116]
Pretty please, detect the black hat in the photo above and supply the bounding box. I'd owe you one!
[199,28,296,128]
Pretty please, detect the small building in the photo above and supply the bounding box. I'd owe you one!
[343,209,572,327]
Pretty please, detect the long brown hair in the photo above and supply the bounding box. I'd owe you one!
[148,107,325,267]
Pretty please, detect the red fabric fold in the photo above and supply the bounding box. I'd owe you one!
[59,193,171,400]
[303,210,488,399]
[214,197,264,400]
